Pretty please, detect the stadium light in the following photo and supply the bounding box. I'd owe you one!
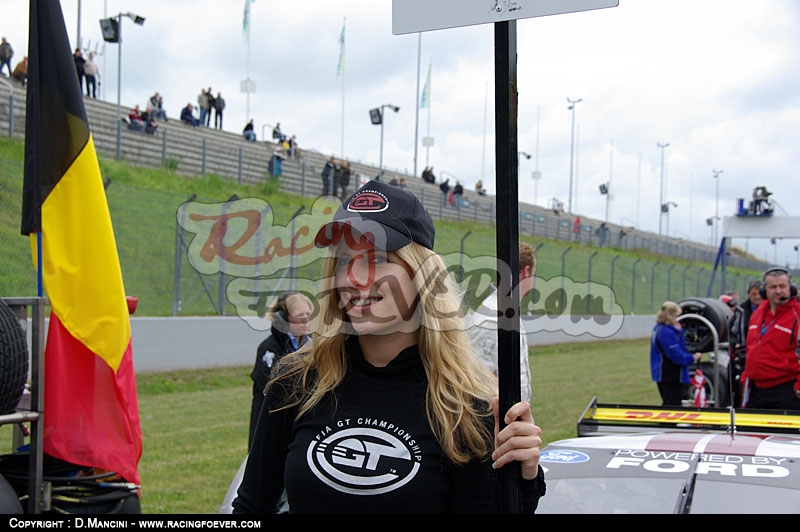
[371,104,400,180]
[101,12,145,160]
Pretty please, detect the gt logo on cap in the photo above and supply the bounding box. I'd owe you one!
[348,191,389,213]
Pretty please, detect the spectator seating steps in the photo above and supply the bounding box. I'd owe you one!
[0,77,767,270]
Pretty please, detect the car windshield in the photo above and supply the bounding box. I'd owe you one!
[689,479,800,514]
[537,477,685,514]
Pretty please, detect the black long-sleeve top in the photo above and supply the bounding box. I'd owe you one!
[232,340,545,514]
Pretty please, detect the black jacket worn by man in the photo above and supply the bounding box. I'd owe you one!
[729,299,757,385]
[73,51,85,86]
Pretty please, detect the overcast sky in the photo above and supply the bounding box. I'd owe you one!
[4,0,800,266]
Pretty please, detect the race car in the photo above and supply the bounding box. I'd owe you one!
[536,397,800,514]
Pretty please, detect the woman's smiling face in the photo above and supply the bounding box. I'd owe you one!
[334,243,419,337]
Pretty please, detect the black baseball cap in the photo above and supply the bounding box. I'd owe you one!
[314,180,435,252]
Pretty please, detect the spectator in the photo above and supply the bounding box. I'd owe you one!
[617,228,627,246]
[272,122,286,142]
[595,222,608,247]
[128,104,145,131]
[149,92,167,121]
[333,162,345,195]
[242,119,256,141]
[453,181,464,208]
[467,241,537,403]
[321,155,336,196]
[286,135,297,159]
[650,301,703,406]
[741,267,800,410]
[337,161,351,201]
[205,87,214,127]
[439,178,450,207]
[573,216,581,242]
[83,52,99,98]
[268,148,285,178]
[197,89,209,127]
[475,180,486,196]
[0,37,14,77]
[213,92,225,129]
[73,48,85,94]
[421,166,436,184]
[141,106,158,135]
[181,103,200,127]
[248,291,312,450]
[11,55,27,86]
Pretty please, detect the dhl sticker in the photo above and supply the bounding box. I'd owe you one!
[590,407,800,429]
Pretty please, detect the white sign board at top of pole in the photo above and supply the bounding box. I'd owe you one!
[392,0,619,35]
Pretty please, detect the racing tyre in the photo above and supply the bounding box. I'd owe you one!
[0,473,23,513]
[0,299,29,415]
[677,297,732,353]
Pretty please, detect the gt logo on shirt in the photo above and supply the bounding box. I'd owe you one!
[307,425,421,495]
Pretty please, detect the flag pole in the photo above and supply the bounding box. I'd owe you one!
[246,4,251,121]
[481,80,488,184]
[23,0,143,488]
[425,57,432,167]
[413,33,421,178]
[37,233,43,297]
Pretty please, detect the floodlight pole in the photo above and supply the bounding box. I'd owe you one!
[378,104,399,179]
[567,97,581,215]
[112,12,143,160]
[657,142,670,235]
[713,169,724,245]
[115,13,122,160]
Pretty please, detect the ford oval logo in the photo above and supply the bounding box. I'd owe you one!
[540,449,591,464]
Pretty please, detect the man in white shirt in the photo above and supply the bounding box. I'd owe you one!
[467,242,536,403]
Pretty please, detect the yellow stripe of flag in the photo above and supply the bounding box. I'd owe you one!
[33,135,130,371]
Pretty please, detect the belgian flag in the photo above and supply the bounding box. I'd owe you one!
[21,0,142,485]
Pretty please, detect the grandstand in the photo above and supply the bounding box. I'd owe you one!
[0,76,769,271]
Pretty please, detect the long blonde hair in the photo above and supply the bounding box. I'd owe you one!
[268,242,498,464]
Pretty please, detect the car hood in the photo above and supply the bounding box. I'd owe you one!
[537,431,800,514]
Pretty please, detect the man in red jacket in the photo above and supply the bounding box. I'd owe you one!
[742,267,800,410]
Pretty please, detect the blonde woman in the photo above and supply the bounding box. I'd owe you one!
[650,301,702,406]
[233,180,545,514]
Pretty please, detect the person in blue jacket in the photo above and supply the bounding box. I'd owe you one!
[650,301,702,406]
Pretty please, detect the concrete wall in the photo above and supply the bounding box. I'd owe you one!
[127,314,655,373]
[22,313,653,374]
